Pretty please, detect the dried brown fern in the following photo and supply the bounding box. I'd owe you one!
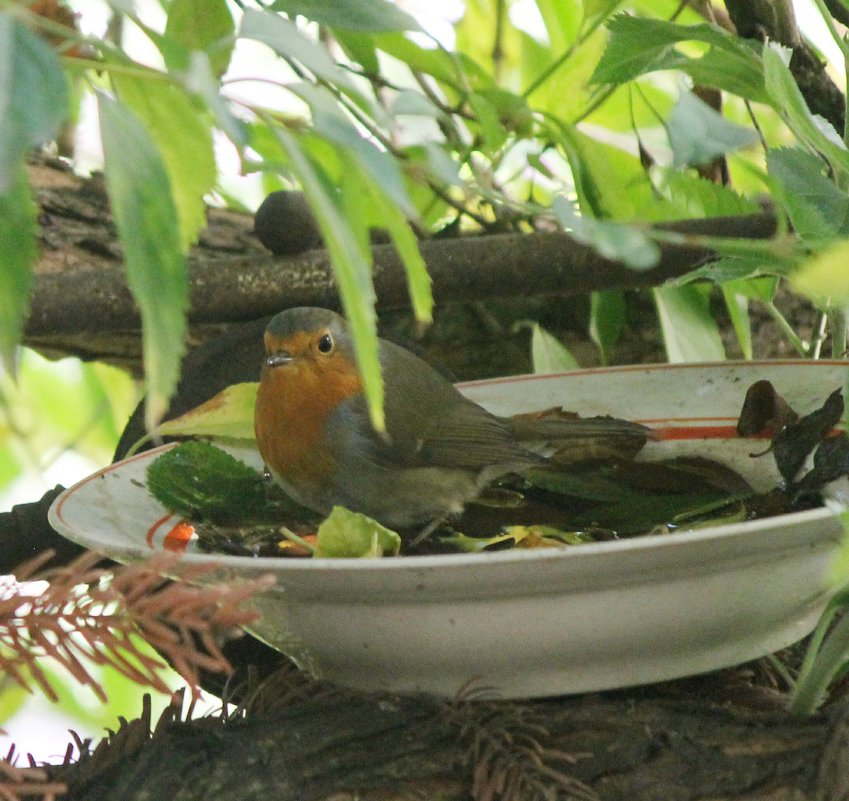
[448,699,597,801]
[0,748,66,801]
[0,550,273,702]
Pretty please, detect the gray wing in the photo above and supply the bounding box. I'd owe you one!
[329,340,537,472]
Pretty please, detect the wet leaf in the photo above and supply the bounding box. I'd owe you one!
[772,389,844,484]
[737,379,798,437]
[793,435,849,499]
[314,506,401,558]
[523,466,638,503]
[572,492,734,535]
[147,442,312,524]
[440,525,594,553]
[611,456,753,496]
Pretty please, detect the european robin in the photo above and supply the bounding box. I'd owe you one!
[255,307,651,529]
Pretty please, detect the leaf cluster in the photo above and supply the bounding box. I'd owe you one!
[6,0,849,425]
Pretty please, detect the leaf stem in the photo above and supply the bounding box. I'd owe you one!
[523,0,624,99]
[279,527,316,554]
[765,300,810,356]
[789,594,849,715]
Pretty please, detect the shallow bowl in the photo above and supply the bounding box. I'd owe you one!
[48,361,849,698]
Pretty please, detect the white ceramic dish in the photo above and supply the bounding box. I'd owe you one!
[48,361,849,698]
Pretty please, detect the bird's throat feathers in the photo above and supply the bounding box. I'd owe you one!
[255,347,363,482]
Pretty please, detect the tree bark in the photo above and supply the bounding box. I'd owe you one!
[26,158,777,364]
[47,667,849,801]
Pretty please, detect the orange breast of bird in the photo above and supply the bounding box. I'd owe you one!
[255,346,363,494]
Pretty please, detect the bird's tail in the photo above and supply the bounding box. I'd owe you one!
[503,409,655,442]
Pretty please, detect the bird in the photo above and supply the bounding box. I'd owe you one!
[254,307,652,530]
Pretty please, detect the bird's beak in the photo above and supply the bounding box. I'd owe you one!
[265,351,293,368]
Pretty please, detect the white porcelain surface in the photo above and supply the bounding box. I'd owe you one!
[48,361,849,698]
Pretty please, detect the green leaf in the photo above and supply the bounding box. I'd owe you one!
[275,129,385,431]
[341,167,433,325]
[289,83,412,216]
[670,255,777,286]
[156,382,259,441]
[164,0,235,76]
[762,44,849,180]
[334,30,380,73]
[589,290,626,366]
[660,170,759,218]
[371,32,479,91]
[0,166,37,372]
[147,441,270,523]
[467,92,509,151]
[590,15,765,101]
[185,51,247,147]
[529,323,578,373]
[475,88,533,137]
[112,72,216,251]
[767,147,849,243]
[314,506,401,557]
[721,285,752,360]
[654,284,726,362]
[239,9,355,91]
[534,0,582,50]
[553,196,661,270]
[0,14,68,192]
[718,277,779,360]
[270,0,420,32]
[667,92,758,168]
[552,124,676,222]
[791,239,849,307]
[98,93,188,431]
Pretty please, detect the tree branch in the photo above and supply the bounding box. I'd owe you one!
[25,159,778,344]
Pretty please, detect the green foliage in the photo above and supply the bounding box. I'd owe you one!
[270,0,420,32]
[110,72,217,253]
[0,15,66,371]
[0,15,67,192]
[654,284,726,363]
[589,291,626,365]
[313,506,401,558]
[667,92,758,168]
[5,0,849,436]
[163,0,235,76]
[0,167,37,373]
[528,323,579,373]
[590,16,766,101]
[0,350,137,476]
[767,148,849,243]
[147,442,271,523]
[98,93,188,433]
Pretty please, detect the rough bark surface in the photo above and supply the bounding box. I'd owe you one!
[25,158,778,370]
[46,669,849,801]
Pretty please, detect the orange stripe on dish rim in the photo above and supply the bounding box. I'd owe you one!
[654,424,743,440]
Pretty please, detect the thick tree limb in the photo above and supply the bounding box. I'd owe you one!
[47,667,849,801]
[26,160,777,344]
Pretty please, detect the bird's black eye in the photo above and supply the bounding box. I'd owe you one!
[317,332,334,354]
